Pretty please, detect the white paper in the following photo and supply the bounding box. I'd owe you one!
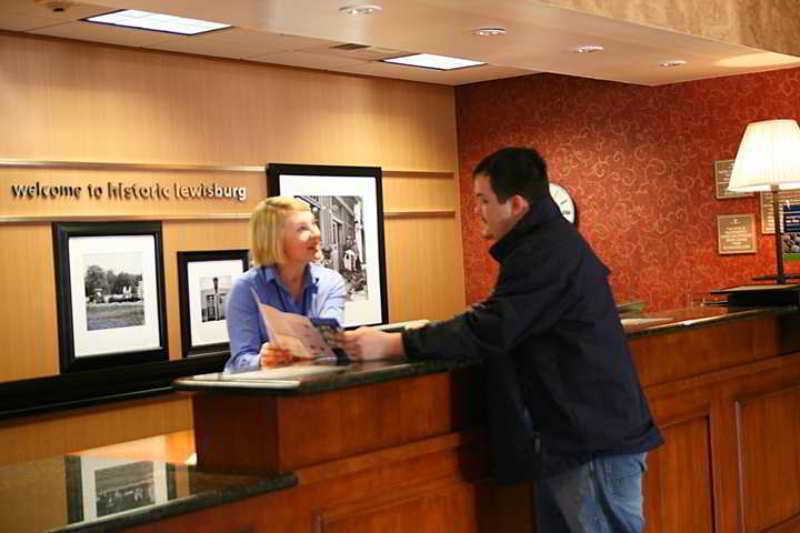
[222,365,346,380]
[620,317,672,326]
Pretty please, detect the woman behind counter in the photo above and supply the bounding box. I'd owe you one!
[224,197,347,372]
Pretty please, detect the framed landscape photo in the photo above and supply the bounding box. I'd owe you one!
[52,221,167,373]
[177,250,249,357]
[266,163,388,328]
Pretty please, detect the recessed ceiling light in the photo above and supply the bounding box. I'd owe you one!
[381,53,485,71]
[473,27,507,37]
[82,9,231,35]
[339,4,383,15]
[572,45,604,54]
[660,59,687,67]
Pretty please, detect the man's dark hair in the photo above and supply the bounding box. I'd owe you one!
[473,147,549,204]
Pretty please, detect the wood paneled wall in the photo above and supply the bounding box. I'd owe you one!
[0,394,192,466]
[0,31,463,461]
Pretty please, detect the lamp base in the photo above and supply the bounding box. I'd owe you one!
[711,284,800,306]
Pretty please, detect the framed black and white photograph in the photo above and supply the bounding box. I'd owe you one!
[177,250,249,357]
[266,163,388,327]
[65,456,175,524]
[53,221,167,373]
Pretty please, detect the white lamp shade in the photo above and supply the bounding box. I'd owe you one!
[728,119,800,192]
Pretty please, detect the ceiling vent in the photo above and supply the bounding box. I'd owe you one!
[315,43,403,61]
[331,43,370,51]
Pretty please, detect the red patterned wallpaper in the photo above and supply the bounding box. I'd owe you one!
[456,69,800,312]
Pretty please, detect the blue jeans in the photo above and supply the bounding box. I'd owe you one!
[534,452,647,533]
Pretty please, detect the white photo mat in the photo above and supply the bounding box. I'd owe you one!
[186,259,244,347]
[69,235,161,358]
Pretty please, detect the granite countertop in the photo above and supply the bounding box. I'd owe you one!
[173,358,473,395]
[621,304,798,339]
[174,306,799,395]
[0,454,295,533]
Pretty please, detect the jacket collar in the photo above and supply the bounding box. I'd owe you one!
[489,194,561,262]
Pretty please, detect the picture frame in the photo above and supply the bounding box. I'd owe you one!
[714,159,754,200]
[717,214,757,254]
[759,190,800,234]
[266,163,388,328]
[177,249,249,357]
[52,221,167,373]
[65,456,175,524]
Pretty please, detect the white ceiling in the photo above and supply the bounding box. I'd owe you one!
[3,0,800,86]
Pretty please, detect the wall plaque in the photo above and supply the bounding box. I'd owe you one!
[759,190,800,234]
[717,214,756,254]
[714,159,753,200]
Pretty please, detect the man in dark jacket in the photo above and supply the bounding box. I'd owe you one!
[342,147,663,533]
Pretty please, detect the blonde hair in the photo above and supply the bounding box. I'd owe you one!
[250,196,311,267]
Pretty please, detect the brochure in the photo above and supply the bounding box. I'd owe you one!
[250,288,346,361]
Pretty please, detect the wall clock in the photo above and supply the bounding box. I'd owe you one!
[549,183,576,224]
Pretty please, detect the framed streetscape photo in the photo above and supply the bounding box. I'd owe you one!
[266,163,388,327]
[177,250,249,357]
[65,456,174,524]
[52,221,167,373]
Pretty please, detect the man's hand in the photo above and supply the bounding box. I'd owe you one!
[260,342,298,368]
[340,327,405,361]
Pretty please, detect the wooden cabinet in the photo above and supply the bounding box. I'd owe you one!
[634,313,800,533]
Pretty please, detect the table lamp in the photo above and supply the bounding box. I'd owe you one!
[727,119,800,285]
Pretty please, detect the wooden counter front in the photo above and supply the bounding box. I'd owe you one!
[173,363,525,533]
[144,307,800,533]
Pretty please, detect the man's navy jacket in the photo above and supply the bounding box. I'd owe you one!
[402,194,663,483]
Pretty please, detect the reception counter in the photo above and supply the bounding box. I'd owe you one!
[2,306,800,532]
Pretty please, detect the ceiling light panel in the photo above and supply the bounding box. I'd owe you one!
[660,59,687,67]
[474,27,507,37]
[572,45,604,54]
[83,10,231,36]
[381,53,485,71]
[339,5,383,16]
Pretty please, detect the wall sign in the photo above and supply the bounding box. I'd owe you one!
[717,214,756,254]
[714,159,754,200]
[782,205,800,262]
[759,190,800,234]
[9,180,248,202]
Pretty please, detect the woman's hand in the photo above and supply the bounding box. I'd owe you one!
[340,328,405,361]
[260,342,295,368]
